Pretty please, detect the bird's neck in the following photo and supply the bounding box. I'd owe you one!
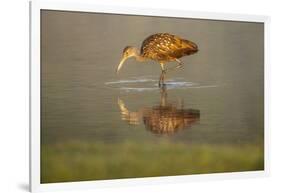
[134,50,146,62]
[135,54,145,62]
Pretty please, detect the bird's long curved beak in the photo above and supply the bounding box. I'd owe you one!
[116,57,127,74]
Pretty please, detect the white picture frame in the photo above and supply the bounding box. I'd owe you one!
[29,0,270,192]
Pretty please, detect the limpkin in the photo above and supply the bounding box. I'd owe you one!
[116,33,198,86]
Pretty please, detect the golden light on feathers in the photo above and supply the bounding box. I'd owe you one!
[116,33,198,86]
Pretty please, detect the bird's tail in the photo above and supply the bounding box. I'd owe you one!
[182,39,199,54]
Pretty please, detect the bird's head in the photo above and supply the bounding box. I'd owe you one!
[116,46,138,74]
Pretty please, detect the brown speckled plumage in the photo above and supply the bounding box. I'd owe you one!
[116,33,198,86]
[140,33,198,62]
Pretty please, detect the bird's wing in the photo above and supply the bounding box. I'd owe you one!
[158,34,198,59]
[141,33,198,61]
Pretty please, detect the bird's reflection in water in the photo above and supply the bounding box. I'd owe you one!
[117,86,200,134]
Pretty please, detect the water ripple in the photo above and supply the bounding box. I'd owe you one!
[105,77,217,92]
[105,79,157,85]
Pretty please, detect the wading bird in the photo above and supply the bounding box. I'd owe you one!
[116,33,198,86]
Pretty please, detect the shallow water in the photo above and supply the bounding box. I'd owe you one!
[40,10,264,182]
[41,72,263,145]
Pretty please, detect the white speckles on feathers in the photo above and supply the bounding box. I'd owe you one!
[140,33,198,62]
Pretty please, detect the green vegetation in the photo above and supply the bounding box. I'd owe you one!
[41,140,264,183]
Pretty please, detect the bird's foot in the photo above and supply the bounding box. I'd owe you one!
[158,82,166,88]
[176,64,183,69]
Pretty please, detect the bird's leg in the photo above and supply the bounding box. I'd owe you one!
[161,71,165,85]
[175,59,183,69]
[160,63,166,73]
[159,63,166,87]
[158,74,161,87]
[166,59,184,71]
[159,72,164,87]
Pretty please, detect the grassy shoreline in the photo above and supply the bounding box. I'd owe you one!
[41,140,264,183]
